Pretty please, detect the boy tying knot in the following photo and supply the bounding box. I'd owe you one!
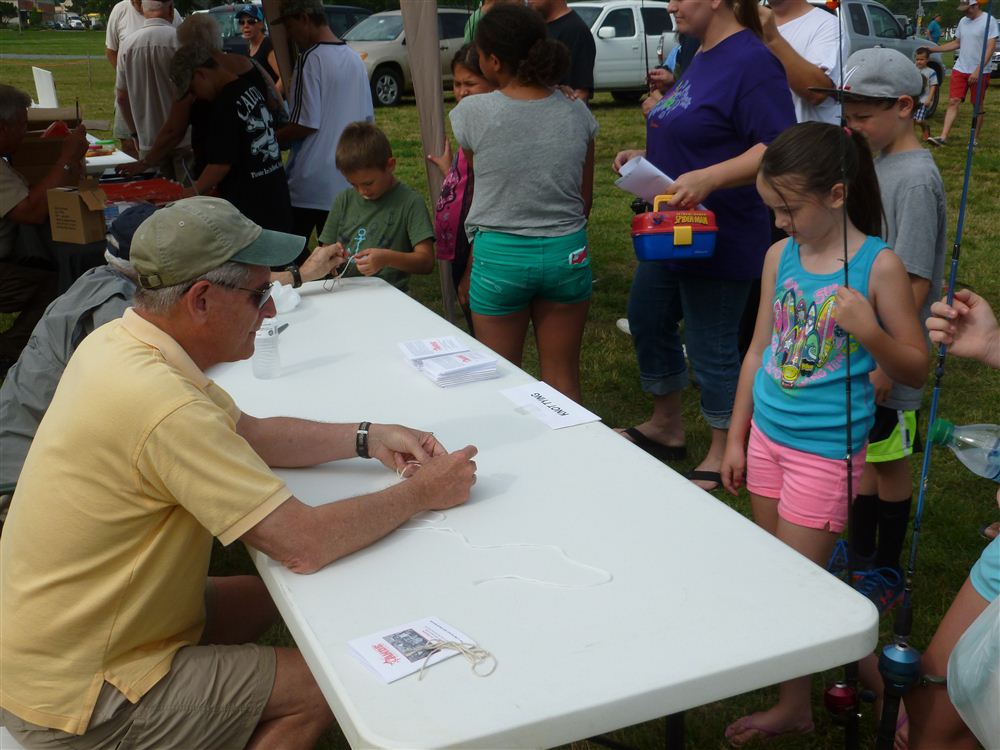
[317,122,435,292]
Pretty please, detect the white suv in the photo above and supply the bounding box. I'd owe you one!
[569,0,673,101]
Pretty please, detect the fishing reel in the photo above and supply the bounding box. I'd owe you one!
[878,639,922,697]
[630,197,651,215]
[824,681,861,723]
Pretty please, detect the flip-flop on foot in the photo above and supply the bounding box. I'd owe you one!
[685,469,722,492]
[619,426,687,461]
[724,713,815,747]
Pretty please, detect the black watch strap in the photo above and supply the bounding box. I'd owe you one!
[356,421,372,459]
[286,264,302,288]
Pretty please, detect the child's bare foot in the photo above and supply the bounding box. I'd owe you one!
[724,708,814,747]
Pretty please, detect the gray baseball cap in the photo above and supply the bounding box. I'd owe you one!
[810,48,925,101]
[131,197,304,289]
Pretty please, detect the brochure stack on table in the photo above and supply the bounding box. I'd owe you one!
[399,337,498,387]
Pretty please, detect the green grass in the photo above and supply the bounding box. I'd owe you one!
[0,28,107,56]
[3,56,1000,749]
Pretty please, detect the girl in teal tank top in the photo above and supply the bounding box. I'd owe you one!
[719,123,929,745]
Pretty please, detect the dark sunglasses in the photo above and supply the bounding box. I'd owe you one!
[238,17,259,25]
[214,280,274,309]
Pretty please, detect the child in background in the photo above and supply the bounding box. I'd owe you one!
[828,48,947,613]
[317,122,435,293]
[450,4,598,403]
[913,48,939,141]
[720,122,927,746]
[427,44,496,330]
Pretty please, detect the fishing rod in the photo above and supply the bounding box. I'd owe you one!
[873,1,995,747]
[820,3,860,746]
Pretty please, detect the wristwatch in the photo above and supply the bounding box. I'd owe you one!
[285,264,302,288]
[356,421,372,459]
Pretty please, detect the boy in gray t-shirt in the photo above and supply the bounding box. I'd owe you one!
[836,49,947,613]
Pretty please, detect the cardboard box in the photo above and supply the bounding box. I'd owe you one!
[10,133,66,186]
[25,107,81,130]
[47,180,107,244]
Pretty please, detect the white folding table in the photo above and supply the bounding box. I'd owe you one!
[210,278,878,750]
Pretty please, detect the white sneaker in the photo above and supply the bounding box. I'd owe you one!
[616,318,631,335]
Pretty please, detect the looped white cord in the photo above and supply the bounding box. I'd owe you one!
[403,640,498,681]
[399,520,614,589]
[322,255,359,292]
[396,460,422,480]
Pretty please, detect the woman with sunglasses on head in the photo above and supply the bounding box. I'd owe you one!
[237,4,284,95]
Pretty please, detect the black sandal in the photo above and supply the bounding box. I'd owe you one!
[621,426,687,461]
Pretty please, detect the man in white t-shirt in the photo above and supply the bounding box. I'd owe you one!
[105,0,181,156]
[271,0,373,261]
[116,0,191,181]
[927,0,998,145]
[759,0,847,124]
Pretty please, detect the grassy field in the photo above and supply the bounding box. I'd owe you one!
[0,28,106,56]
[3,40,1000,749]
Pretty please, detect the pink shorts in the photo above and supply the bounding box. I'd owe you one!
[746,422,866,533]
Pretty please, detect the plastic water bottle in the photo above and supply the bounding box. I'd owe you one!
[929,419,1000,482]
[252,320,281,379]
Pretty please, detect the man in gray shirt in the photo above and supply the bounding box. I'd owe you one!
[0,206,151,517]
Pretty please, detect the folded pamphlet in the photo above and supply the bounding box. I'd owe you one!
[349,617,473,683]
[398,336,468,363]
[420,350,498,387]
[398,336,498,387]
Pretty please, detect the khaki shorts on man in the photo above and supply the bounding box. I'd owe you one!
[1,644,276,749]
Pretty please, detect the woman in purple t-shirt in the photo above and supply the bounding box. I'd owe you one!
[612,0,795,493]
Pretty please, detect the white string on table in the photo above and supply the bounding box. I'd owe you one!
[403,640,498,681]
[399,513,614,589]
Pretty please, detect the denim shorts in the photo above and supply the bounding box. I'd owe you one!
[626,263,751,429]
[470,229,592,316]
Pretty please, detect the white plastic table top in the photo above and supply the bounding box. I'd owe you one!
[209,278,878,750]
[85,150,136,176]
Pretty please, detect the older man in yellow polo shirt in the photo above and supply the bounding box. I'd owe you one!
[0,197,479,750]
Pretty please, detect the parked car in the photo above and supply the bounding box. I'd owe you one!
[206,3,370,55]
[67,15,85,29]
[343,8,471,107]
[569,0,673,102]
[811,0,946,116]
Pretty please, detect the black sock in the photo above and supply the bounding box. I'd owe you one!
[850,493,879,559]
[876,496,912,572]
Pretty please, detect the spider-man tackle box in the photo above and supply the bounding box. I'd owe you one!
[631,194,717,261]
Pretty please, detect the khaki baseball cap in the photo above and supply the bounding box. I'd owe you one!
[131,197,304,289]
[809,48,924,101]
[269,0,323,24]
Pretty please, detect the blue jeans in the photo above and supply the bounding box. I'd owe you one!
[627,264,752,429]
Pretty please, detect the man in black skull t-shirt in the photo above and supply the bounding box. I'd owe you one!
[170,44,294,234]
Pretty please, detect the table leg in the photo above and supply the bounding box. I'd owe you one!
[664,712,685,749]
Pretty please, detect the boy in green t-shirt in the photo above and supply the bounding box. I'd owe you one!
[317,122,435,291]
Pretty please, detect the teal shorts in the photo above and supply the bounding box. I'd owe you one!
[470,229,592,316]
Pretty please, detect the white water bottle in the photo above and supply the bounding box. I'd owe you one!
[252,319,281,379]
